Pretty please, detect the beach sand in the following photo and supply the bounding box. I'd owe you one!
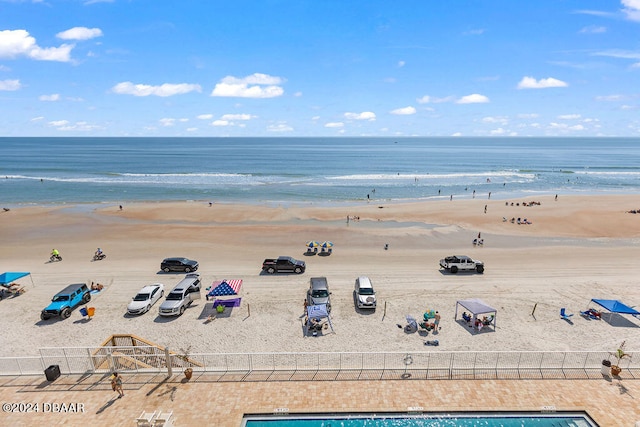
[1,195,639,357]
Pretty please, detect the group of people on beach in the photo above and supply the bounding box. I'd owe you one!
[503,217,532,225]
[505,201,542,207]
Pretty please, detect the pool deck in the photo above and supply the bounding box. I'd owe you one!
[1,372,638,426]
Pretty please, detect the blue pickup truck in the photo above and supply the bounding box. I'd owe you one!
[41,283,91,320]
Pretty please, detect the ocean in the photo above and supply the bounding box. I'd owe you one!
[1,137,639,206]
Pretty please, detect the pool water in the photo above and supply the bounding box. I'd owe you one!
[243,413,597,426]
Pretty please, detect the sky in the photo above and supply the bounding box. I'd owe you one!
[1,0,640,137]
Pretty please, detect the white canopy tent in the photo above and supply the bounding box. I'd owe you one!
[305,304,334,335]
[455,298,497,328]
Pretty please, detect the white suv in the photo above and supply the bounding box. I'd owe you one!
[354,276,376,309]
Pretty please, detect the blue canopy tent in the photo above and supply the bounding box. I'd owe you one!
[0,272,33,288]
[590,299,640,316]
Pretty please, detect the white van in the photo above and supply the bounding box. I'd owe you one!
[158,273,201,317]
[354,276,376,309]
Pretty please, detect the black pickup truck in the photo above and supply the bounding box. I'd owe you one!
[262,256,306,274]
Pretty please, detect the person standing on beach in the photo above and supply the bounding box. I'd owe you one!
[111,372,124,398]
[434,311,441,331]
[484,205,487,214]
[488,192,491,199]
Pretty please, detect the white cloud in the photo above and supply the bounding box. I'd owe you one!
[549,122,585,131]
[0,79,20,91]
[56,27,103,41]
[211,73,284,98]
[197,114,213,120]
[416,95,430,104]
[31,116,44,122]
[212,120,230,126]
[267,123,294,132]
[517,113,539,119]
[490,128,507,135]
[451,132,463,137]
[111,82,202,97]
[0,65,10,71]
[558,114,581,120]
[397,60,405,68]
[220,113,254,121]
[0,30,73,62]
[595,94,624,101]
[187,127,198,132]
[517,76,568,89]
[632,62,640,68]
[621,104,637,110]
[39,94,60,101]
[579,25,607,34]
[324,122,344,128]
[48,120,70,127]
[622,0,640,21]
[464,29,485,35]
[390,106,416,115]
[344,111,376,121]
[482,116,508,124]
[159,118,175,127]
[457,94,489,104]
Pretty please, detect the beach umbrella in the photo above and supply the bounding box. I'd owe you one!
[321,241,334,249]
[306,241,320,248]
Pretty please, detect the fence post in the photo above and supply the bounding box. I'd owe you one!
[87,348,95,372]
[165,347,172,377]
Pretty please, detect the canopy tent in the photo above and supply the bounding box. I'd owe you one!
[207,279,242,297]
[305,304,334,335]
[0,272,34,288]
[590,299,640,316]
[455,298,497,327]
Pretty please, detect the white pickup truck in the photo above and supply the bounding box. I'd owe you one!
[439,255,484,274]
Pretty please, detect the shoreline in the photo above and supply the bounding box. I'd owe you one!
[3,188,640,211]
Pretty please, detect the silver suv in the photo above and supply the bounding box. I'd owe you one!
[307,277,331,312]
[158,273,201,317]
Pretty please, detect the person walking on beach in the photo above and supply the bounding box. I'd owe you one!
[111,372,124,398]
[484,205,487,214]
[434,311,441,331]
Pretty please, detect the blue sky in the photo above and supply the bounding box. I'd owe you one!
[1,0,640,137]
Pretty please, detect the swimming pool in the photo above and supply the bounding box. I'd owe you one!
[243,412,598,426]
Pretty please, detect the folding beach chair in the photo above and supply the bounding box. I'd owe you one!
[560,308,573,320]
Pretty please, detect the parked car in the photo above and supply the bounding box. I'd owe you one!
[354,276,376,310]
[127,283,165,315]
[161,257,199,273]
[307,277,331,312]
[41,283,91,320]
[158,273,201,317]
[439,255,484,274]
[262,256,306,274]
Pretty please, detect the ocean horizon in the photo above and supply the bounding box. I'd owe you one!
[2,136,639,206]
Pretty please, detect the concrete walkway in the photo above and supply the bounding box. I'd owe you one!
[1,372,638,426]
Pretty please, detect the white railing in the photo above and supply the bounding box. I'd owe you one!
[0,348,637,380]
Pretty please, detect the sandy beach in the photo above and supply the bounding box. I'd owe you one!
[1,194,639,357]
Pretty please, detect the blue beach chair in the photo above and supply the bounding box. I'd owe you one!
[560,308,573,320]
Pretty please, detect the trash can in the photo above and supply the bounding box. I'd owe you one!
[87,307,95,317]
[601,359,611,375]
[45,364,60,382]
[79,307,88,317]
